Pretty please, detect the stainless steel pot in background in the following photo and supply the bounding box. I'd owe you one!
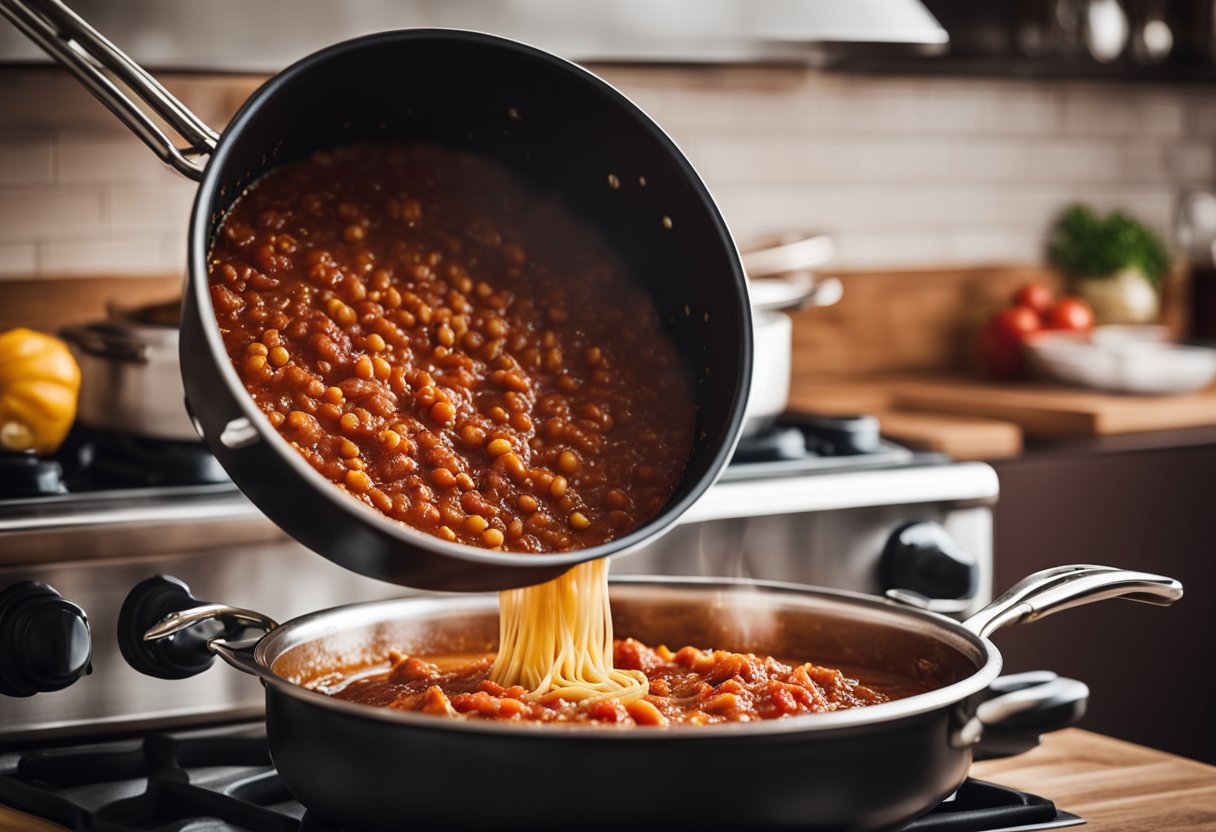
[741,232,842,436]
[59,299,196,441]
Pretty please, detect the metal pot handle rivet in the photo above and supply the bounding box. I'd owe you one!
[220,417,261,450]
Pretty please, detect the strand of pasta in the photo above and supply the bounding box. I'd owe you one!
[490,559,648,703]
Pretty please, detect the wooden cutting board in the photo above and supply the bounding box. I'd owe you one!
[790,384,1024,460]
[890,377,1216,438]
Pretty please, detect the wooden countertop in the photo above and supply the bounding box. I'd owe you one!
[1,729,1212,830]
[972,729,1216,830]
[793,374,1216,461]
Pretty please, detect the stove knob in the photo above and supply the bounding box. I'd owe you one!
[118,575,221,679]
[0,582,92,697]
[881,522,979,605]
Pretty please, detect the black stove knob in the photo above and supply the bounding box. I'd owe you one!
[0,582,92,697]
[881,521,979,603]
[118,575,221,679]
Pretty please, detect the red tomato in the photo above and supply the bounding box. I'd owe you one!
[977,305,1041,379]
[1012,283,1054,316]
[1046,297,1095,331]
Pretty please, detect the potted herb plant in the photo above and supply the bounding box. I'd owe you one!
[1046,204,1170,325]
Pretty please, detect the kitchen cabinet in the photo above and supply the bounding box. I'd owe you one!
[990,433,1216,764]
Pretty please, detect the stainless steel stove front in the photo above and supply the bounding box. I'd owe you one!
[0,460,997,743]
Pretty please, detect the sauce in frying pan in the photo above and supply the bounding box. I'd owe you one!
[316,638,933,726]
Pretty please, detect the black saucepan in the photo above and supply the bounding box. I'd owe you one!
[121,565,1180,831]
[1,0,752,591]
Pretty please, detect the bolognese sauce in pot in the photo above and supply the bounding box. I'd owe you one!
[208,143,694,553]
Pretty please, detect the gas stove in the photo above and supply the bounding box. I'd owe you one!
[0,413,997,743]
[0,724,1081,832]
[0,426,230,499]
[0,415,1049,829]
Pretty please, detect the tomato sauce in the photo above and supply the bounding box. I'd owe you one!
[208,143,694,553]
[318,639,931,726]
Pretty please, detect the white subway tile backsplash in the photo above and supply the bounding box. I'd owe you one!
[1030,139,1123,181]
[688,137,857,185]
[948,231,1045,265]
[1060,85,1185,139]
[979,140,1039,180]
[999,187,1087,229]
[106,183,197,234]
[853,140,953,182]
[892,90,987,135]
[159,237,188,278]
[1117,141,1170,183]
[38,236,182,276]
[0,187,103,243]
[805,87,898,135]
[0,70,126,132]
[1136,97,1186,138]
[715,186,888,242]
[1169,142,1216,183]
[837,230,953,268]
[1081,187,1175,232]
[57,135,179,185]
[661,86,740,133]
[1182,95,1216,138]
[0,66,1211,277]
[0,137,54,186]
[0,243,37,278]
[978,88,1065,136]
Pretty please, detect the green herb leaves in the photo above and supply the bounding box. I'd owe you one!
[1047,204,1170,285]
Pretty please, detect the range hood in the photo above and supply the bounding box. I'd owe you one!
[0,0,947,71]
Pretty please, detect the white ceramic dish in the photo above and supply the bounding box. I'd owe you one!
[1025,326,1216,395]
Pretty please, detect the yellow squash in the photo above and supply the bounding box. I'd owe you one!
[0,327,81,455]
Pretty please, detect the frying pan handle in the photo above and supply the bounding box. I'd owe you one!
[0,0,217,180]
[963,564,1183,639]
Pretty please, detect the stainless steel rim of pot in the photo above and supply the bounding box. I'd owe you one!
[144,565,1182,740]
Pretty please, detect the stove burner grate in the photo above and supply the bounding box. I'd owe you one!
[0,724,1082,832]
[0,453,66,498]
[62,429,230,488]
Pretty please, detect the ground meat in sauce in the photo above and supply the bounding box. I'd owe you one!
[320,639,930,726]
[208,143,694,553]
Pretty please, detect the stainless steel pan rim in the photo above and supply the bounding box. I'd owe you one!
[236,577,1005,740]
[145,566,1176,741]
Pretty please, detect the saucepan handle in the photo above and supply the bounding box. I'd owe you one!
[0,0,217,180]
[962,564,1182,639]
